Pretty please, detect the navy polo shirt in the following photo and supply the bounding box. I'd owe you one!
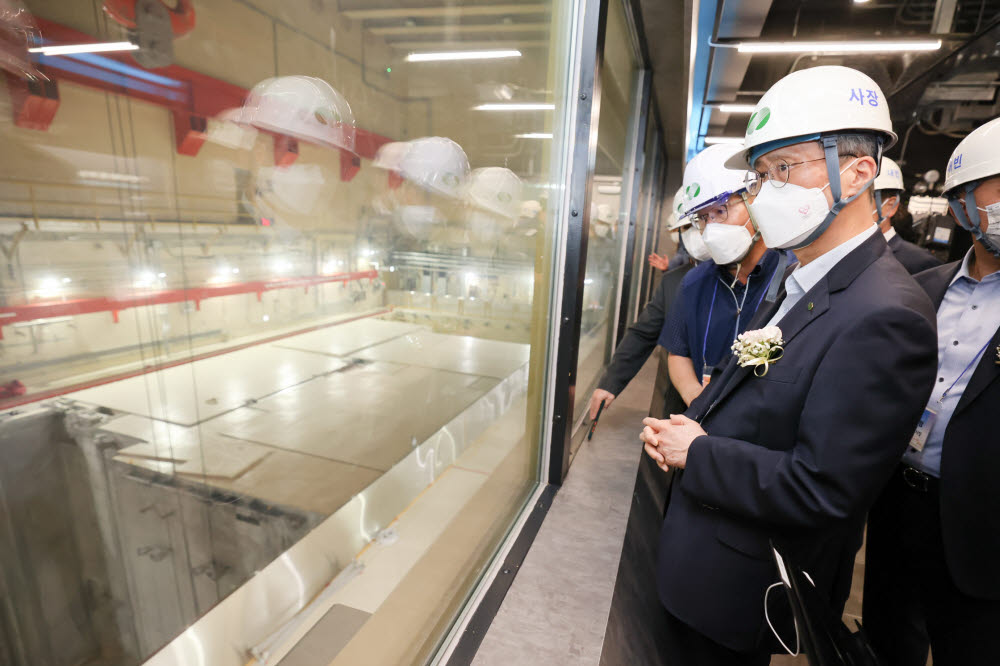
[660,249,785,376]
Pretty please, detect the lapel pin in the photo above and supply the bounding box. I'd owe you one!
[807,302,814,312]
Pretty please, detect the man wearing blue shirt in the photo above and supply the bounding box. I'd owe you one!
[663,144,785,406]
[864,116,1000,666]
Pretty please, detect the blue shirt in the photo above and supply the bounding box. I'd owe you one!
[903,249,1000,477]
[663,249,784,376]
[766,226,877,327]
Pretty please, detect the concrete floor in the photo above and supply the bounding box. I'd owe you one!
[473,356,658,665]
[473,354,874,666]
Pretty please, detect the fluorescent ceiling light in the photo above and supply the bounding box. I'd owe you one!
[598,185,622,195]
[474,103,554,111]
[736,39,941,54]
[716,104,757,114]
[406,49,521,62]
[517,132,553,139]
[30,41,139,56]
[704,136,745,145]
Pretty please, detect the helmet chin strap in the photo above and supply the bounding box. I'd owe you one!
[741,191,763,242]
[788,135,883,251]
[874,190,885,226]
[727,192,763,286]
[950,182,1000,258]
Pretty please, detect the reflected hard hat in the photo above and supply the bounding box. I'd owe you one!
[725,66,897,170]
[398,136,471,200]
[466,167,523,220]
[665,186,690,231]
[373,141,411,172]
[874,157,904,192]
[682,144,748,215]
[943,116,1000,195]
[240,76,356,153]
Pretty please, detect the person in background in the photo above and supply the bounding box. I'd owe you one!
[641,65,938,664]
[874,156,941,273]
[864,116,1000,666]
[662,143,784,407]
[588,187,701,421]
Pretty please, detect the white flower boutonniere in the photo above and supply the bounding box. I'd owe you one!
[995,344,1000,365]
[732,326,785,377]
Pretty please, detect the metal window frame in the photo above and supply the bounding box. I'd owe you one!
[626,121,663,326]
[613,69,652,345]
[639,147,669,310]
[546,0,608,485]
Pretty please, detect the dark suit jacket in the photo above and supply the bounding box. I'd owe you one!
[914,261,1000,599]
[655,233,938,652]
[597,262,693,396]
[889,233,941,274]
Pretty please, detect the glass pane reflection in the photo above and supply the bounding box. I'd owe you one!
[0,1,572,663]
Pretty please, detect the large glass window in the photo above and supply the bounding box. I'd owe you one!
[0,1,574,664]
[572,0,639,438]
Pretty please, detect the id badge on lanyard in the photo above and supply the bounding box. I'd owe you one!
[702,364,714,386]
[908,408,937,452]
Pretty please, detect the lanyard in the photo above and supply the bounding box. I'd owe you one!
[726,273,754,342]
[938,338,992,404]
[701,280,720,369]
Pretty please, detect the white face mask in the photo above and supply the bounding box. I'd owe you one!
[748,159,859,250]
[701,221,755,265]
[395,205,441,238]
[669,231,681,245]
[975,201,1000,245]
[681,225,712,262]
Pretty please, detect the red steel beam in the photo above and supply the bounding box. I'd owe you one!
[0,307,392,410]
[0,270,379,336]
[27,17,394,160]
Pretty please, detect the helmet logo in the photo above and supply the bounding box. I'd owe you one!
[443,173,460,187]
[949,154,963,173]
[746,107,771,135]
[498,192,512,203]
[685,183,701,198]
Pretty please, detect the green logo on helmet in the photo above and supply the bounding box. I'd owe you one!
[746,107,771,135]
[685,183,701,199]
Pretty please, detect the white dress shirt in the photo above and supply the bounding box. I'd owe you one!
[766,225,879,328]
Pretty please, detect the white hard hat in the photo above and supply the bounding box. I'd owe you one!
[665,187,691,231]
[466,167,522,220]
[682,144,748,215]
[239,76,355,153]
[373,141,411,172]
[874,157,906,192]
[399,137,470,200]
[874,157,904,192]
[725,66,897,170]
[942,116,1000,256]
[943,115,1000,195]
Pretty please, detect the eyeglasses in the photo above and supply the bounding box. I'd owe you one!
[693,202,731,229]
[744,154,857,196]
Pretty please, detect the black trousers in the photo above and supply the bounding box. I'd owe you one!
[863,465,1000,666]
[661,608,770,666]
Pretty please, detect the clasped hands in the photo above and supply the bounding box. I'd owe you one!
[640,414,707,473]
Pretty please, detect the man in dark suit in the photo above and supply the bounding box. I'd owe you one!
[588,187,698,423]
[640,66,939,663]
[863,116,1000,666]
[874,156,942,274]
